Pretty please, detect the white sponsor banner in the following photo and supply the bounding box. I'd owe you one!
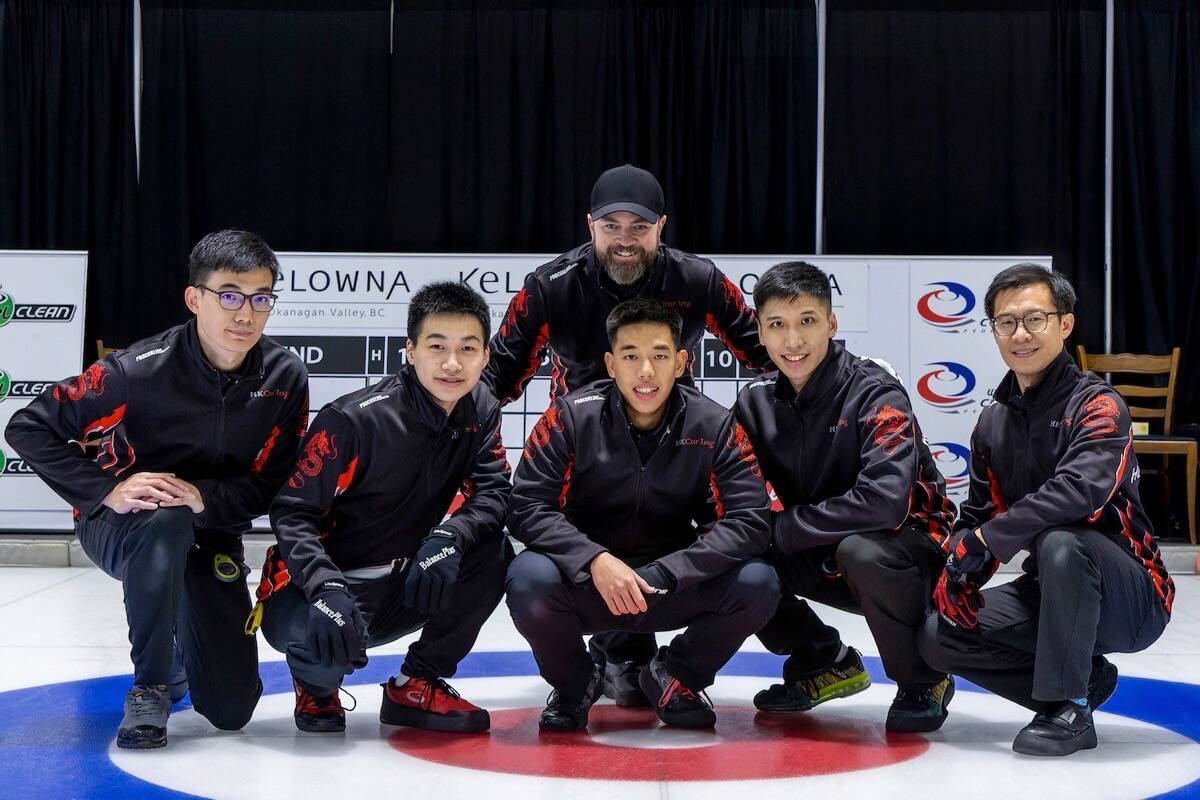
[0,251,88,530]
[267,253,1051,507]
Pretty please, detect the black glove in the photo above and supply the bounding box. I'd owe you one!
[403,527,464,615]
[934,568,984,629]
[305,579,367,670]
[945,528,991,586]
[635,562,676,594]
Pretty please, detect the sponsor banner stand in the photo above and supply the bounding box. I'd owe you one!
[0,252,88,530]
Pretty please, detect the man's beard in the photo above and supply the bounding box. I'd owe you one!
[598,244,658,285]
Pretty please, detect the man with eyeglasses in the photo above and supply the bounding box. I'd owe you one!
[6,229,309,750]
[486,164,773,706]
[918,263,1173,757]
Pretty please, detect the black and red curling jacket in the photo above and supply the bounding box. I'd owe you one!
[270,367,511,599]
[484,242,771,404]
[961,349,1174,615]
[5,320,309,542]
[508,379,773,590]
[735,341,955,556]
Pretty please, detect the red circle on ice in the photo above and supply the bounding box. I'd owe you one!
[388,705,928,781]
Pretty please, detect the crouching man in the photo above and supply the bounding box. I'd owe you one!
[919,264,1173,756]
[256,282,512,734]
[6,230,309,748]
[505,298,779,731]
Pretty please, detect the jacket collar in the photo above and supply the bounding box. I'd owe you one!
[398,365,479,432]
[772,339,847,410]
[993,348,1078,413]
[603,378,687,436]
[182,319,265,381]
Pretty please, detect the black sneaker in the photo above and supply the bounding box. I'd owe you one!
[539,663,603,732]
[754,646,871,713]
[292,678,346,733]
[1088,657,1118,710]
[638,647,716,729]
[117,684,170,749]
[587,638,651,707]
[1012,701,1097,756]
[599,660,651,707]
[886,676,955,733]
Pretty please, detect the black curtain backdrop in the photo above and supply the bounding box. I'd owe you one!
[3,0,1199,422]
[388,0,817,255]
[0,0,138,347]
[1113,0,1200,423]
[137,0,390,338]
[824,0,1107,353]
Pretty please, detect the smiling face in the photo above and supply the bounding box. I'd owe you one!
[405,312,490,414]
[990,283,1074,392]
[184,267,276,372]
[757,294,838,395]
[603,321,688,430]
[587,210,667,285]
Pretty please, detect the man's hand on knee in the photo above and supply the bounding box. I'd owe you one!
[102,472,186,514]
[306,580,368,670]
[589,552,654,616]
[156,476,205,514]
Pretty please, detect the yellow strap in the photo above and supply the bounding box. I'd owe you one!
[244,601,264,636]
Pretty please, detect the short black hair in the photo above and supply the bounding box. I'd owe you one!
[188,229,280,285]
[753,261,832,313]
[605,298,683,350]
[984,263,1077,318]
[407,281,491,342]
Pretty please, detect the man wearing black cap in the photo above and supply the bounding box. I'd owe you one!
[485,164,772,706]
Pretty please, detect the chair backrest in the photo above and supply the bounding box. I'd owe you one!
[1076,346,1180,435]
[95,339,122,359]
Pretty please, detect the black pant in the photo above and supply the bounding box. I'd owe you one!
[757,530,946,686]
[262,535,512,697]
[76,506,260,730]
[505,550,781,700]
[919,526,1169,710]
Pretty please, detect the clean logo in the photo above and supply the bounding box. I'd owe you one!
[0,369,56,401]
[0,289,12,326]
[917,362,977,409]
[928,441,971,490]
[0,285,76,327]
[0,451,34,476]
[916,281,976,328]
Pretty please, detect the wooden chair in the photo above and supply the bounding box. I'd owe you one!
[1077,346,1197,544]
[95,339,121,359]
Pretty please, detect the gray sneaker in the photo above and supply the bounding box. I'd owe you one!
[117,684,170,749]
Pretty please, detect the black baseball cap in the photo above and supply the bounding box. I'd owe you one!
[589,165,665,223]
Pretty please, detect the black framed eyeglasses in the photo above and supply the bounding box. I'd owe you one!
[195,285,278,312]
[988,310,1063,336]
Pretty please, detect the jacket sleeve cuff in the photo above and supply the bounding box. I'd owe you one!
[569,543,609,584]
[978,520,1019,563]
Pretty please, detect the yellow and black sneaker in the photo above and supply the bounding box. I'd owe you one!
[886,675,955,733]
[753,646,871,713]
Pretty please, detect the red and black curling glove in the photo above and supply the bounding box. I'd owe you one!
[945,528,991,586]
[934,569,985,629]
